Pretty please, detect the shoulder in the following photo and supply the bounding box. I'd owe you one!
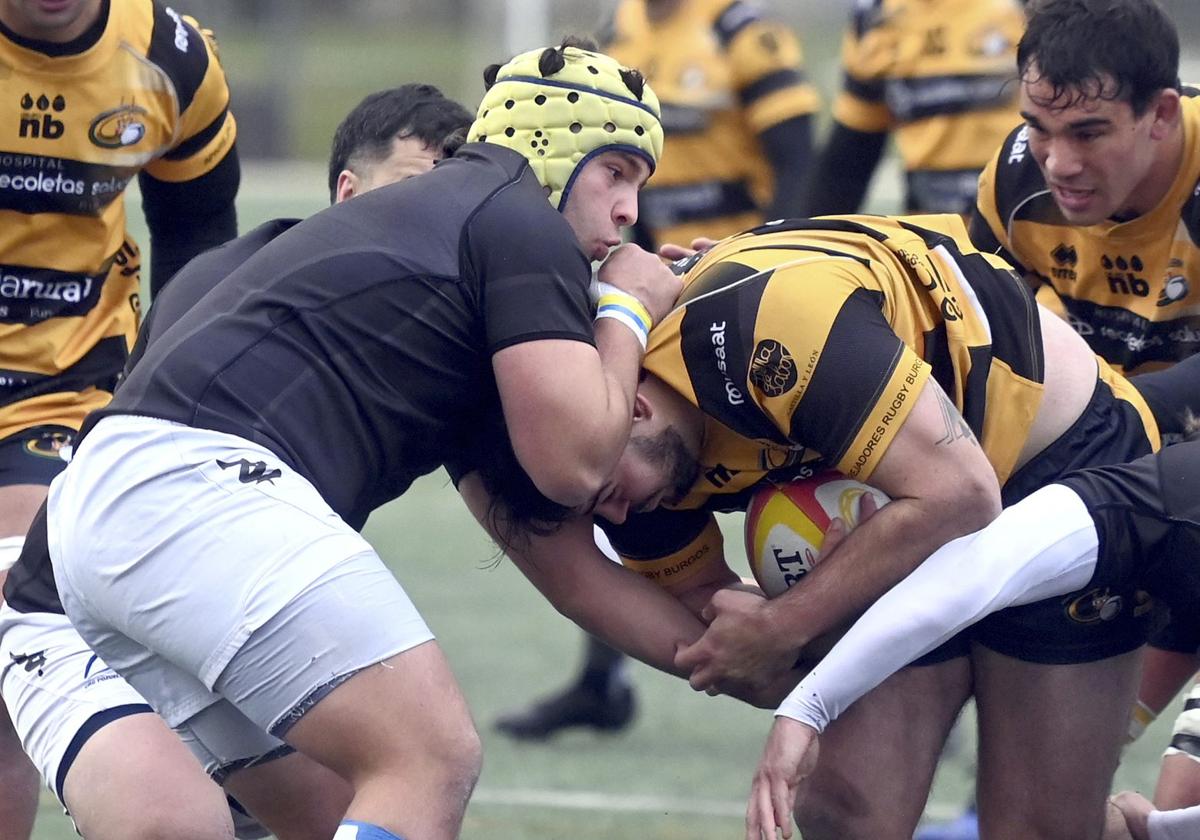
[709,1,771,48]
[980,123,1064,230]
[133,0,224,112]
[848,0,888,39]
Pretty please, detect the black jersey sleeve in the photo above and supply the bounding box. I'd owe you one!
[465,181,596,354]
[141,145,240,296]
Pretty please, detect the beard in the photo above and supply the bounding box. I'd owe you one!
[630,425,700,507]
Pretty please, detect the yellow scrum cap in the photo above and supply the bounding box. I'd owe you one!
[468,44,663,211]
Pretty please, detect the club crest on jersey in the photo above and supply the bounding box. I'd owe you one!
[1159,261,1190,307]
[24,430,72,460]
[89,104,148,149]
[749,339,797,397]
[1064,587,1123,623]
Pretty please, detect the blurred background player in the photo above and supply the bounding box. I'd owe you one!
[970,0,1200,818]
[0,0,238,835]
[2,83,474,840]
[803,0,1026,217]
[494,0,820,742]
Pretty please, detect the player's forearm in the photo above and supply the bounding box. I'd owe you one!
[760,488,996,650]
[777,484,1100,730]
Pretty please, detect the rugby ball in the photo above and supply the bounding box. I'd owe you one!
[744,473,891,597]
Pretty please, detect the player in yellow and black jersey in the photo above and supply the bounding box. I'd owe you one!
[493,0,822,742]
[465,214,1160,838]
[973,88,1200,376]
[0,0,237,454]
[805,0,1025,216]
[601,0,819,249]
[0,2,237,833]
[969,0,1200,823]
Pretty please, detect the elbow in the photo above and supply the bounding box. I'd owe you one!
[955,473,1003,533]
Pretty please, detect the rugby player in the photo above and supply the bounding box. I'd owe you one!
[0,0,239,834]
[460,213,1159,839]
[744,434,1200,840]
[5,41,680,840]
[805,0,1025,216]
[0,83,472,840]
[968,0,1200,811]
[497,0,821,743]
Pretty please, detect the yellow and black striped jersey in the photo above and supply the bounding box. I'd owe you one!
[835,0,1024,213]
[603,0,820,247]
[0,0,236,442]
[972,92,1200,374]
[603,215,1144,586]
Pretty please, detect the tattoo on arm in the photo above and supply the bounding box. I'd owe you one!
[934,386,978,448]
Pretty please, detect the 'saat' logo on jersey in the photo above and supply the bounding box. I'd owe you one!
[18,93,65,140]
[88,104,148,149]
[1050,243,1078,281]
[216,458,282,485]
[1102,254,1150,297]
[749,339,797,397]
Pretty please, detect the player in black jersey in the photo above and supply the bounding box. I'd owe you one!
[745,435,1200,840]
[0,84,472,840]
[5,41,681,840]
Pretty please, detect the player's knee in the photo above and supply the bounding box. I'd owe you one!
[110,804,235,840]
[795,786,913,840]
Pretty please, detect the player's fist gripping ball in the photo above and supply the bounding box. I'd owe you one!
[745,472,891,597]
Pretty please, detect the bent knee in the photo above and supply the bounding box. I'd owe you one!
[795,787,918,840]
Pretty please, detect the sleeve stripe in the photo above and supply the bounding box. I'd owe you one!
[162,107,228,161]
[739,68,807,107]
[843,72,885,104]
[146,6,211,114]
[714,1,758,47]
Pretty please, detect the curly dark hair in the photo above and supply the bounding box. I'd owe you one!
[1018,0,1179,115]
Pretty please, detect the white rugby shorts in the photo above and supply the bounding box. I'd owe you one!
[48,415,434,754]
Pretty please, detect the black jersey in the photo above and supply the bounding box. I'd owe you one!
[1062,441,1200,618]
[82,144,596,530]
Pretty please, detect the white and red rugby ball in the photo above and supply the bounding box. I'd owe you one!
[744,472,891,597]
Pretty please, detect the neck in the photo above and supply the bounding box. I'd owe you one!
[1122,118,1186,219]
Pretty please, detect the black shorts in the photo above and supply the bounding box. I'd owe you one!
[972,380,1157,664]
[0,425,75,487]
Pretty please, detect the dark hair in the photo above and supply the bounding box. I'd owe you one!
[326,84,473,202]
[1018,0,1179,115]
[466,413,575,551]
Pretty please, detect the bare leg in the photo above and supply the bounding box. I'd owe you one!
[974,644,1141,840]
[62,712,234,840]
[224,750,354,840]
[0,484,57,840]
[794,658,971,840]
[284,641,482,840]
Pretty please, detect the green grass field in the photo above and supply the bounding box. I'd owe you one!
[26,168,1181,838]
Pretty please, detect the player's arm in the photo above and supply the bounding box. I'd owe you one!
[802,122,887,216]
[746,483,1100,840]
[678,375,1002,696]
[724,5,820,221]
[458,472,707,675]
[139,12,240,297]
[493,244,681,509]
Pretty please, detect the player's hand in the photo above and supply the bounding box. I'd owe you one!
[745,717,819,840]
[598,243,682,324]
[657,237,718,261]
[675,588,796,699]
[817,492,881,558]
[1108,791,1153,840]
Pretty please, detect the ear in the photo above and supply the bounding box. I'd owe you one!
[334,170,360,204]
[1148,88,1182,141]
[632,388,654,424]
